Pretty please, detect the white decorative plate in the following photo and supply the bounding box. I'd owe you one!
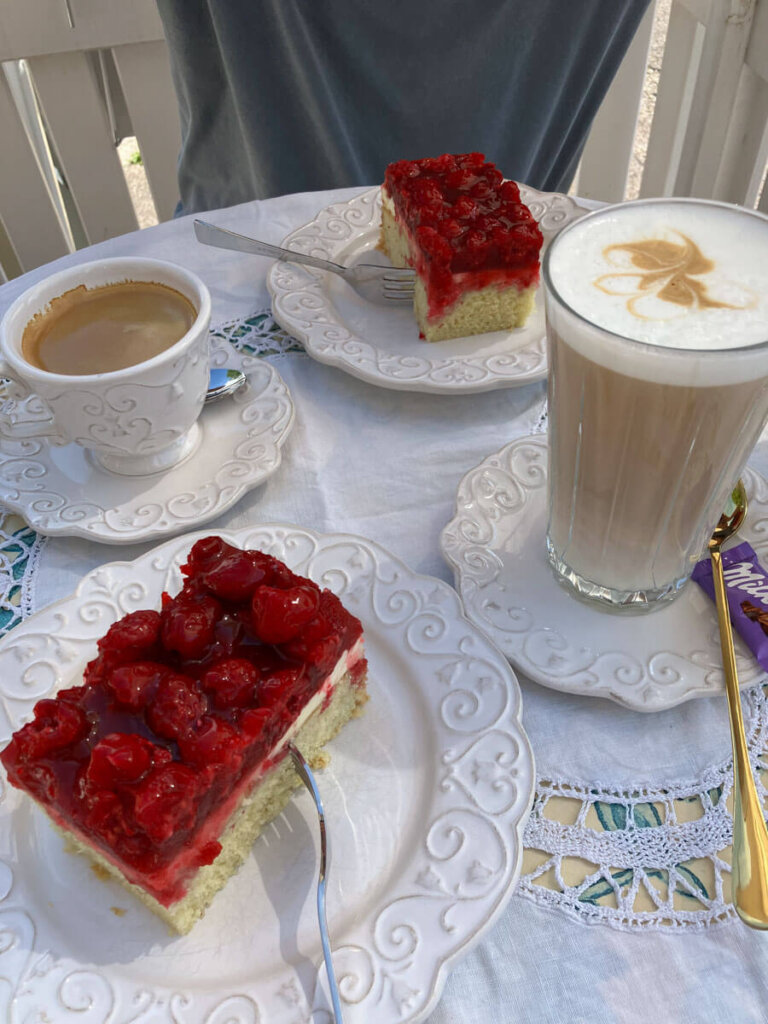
[268,186,587,394]
[440,435,768,712]
[0,339,294,543]
[0,525,534,1023]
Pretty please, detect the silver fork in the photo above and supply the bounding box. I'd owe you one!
[194,219,414,306]
[287,742,344,1024]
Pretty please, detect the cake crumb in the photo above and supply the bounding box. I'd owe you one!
[110,906,127,917]
[91,863,111,882]
[309,751,331,771]
[351,692,370,718]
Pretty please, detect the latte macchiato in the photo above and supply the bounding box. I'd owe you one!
[543,199,768,610]
[21,280,197,376]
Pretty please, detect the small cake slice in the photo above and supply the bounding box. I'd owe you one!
[380,153,544,342]
[0,536,368,934]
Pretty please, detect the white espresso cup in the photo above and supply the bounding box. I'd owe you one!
[0,257,211,476]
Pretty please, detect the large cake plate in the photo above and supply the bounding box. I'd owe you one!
[268,185,587,394]
[441,434,768,711]
[0,524,534,1023]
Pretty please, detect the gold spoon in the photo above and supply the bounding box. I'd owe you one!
[709,479,768,928]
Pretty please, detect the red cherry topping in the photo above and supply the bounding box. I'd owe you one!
[240,706,272,739]
[250,584,320,644]
[383,153,544,315]
[0,536,364,892]
[15,762,58,802]
[445,167,475,191]
[265,557,298,588]
[161,595,220,659]
[86,733,157,787]
[202,658,258,709]
[199,549,268,601]
[416,226,453,264]
[499,180,521,203]
[56,685,87,705]
[194,840,222,868]
[133,763,198,843]
[452,196,478,220]
[409,177,444,209]
[440,218,464,240]
[146,674,207,740]
[14,699,89,759]
[79,784,122,836]
[183,535,229,573]
[257,667,303,709]
[99,610,161,653]
[178,715,242,769]
[106,661,165,710]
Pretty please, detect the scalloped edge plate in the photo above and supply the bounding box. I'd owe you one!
[440,434,768,711]
[268,185,587,394]
[0,524,534,1023]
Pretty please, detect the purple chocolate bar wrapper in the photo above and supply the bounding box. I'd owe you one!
[692,540,768,671]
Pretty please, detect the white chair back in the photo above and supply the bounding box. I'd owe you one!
[578,0,768,210]
[0,0,180,279]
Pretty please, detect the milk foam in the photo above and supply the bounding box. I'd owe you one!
[546,200,768,386]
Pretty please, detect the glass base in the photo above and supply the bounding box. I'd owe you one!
[546,538,690,614]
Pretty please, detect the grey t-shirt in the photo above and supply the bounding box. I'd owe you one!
[156,0,650,214]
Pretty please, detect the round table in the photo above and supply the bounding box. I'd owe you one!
[1,186,767,1024]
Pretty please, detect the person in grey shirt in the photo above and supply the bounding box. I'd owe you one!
[156,0,651,215]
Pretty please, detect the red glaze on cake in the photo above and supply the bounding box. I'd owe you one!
[1,537,368,932]
[380,153,544,341]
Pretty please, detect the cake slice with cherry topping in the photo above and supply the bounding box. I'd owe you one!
[380,153,544,341]
[0,536,368,934]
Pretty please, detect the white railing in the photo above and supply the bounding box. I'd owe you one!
[0,0,767,279]
[0,0,179,279]
[578,0,768,209]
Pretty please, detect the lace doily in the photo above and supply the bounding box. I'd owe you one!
[518,398,764,930]
[0,513,45,635]
[210,309,304,358]
[518,749,748,931]
[0,312,763,934]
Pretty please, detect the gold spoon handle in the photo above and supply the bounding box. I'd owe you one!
[710,543,768,928]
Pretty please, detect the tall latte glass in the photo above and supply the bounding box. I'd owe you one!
[543,198,768,611]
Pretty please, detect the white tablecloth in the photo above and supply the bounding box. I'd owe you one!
[2,187,768,1024]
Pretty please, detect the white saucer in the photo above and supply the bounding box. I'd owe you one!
[0,338,295,543]
[268,186,588,394]
[440,434,768,712]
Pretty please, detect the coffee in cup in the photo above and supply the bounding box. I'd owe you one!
[21,280,197,376]
[543,198,768,611]
[0,257,211,477]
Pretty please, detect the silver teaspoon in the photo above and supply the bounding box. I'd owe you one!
[205,367,247,404]
[287,742,344,1023]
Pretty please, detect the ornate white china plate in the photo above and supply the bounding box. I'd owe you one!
[0,525,534,1024]
[441,434,768,712]
[0,338,294,543]
[267,186,587,394]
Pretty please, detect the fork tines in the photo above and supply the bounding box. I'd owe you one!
[382,269,415,299]
[381,268,416,280]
